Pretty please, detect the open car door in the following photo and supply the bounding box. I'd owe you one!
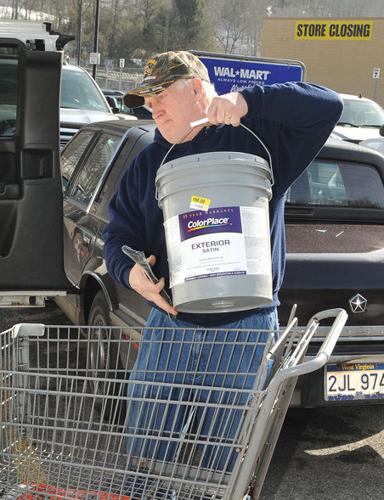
[0,38,74,306]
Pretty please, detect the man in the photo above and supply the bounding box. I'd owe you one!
[103,51,342,490]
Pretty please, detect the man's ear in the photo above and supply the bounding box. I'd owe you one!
[192,78,203,97]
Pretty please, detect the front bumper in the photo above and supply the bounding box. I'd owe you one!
[291,327,384,407]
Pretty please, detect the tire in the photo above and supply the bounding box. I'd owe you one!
[87,291,126,422]
[88,289,111,327]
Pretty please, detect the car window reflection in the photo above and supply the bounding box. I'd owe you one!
[61,130,95,187]
[70,133,121,205]
[287,160,384,209]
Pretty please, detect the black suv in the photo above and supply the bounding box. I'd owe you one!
[54,119,384,408]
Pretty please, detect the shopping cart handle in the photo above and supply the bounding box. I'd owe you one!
[12,323,45,338]
[276,307,348,381]
[307,307,348,359]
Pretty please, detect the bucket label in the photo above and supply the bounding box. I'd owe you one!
[164,206,271,287]
[179,207,242,241]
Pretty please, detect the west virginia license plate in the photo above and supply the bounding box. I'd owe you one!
[325,362,384,401]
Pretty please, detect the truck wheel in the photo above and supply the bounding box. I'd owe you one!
[88,291,125,422]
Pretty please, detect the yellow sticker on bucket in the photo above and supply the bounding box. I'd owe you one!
[190,196,211,211]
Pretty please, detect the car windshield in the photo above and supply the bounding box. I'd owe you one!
[338,98,384,127]
[0,59,110,127]
[61,68,110,112]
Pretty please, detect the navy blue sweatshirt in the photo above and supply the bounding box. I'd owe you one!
[103,82,343,326]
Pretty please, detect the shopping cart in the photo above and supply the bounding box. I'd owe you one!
[0,308,347,500]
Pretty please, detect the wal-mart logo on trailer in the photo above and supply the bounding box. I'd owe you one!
[199,54,304,95]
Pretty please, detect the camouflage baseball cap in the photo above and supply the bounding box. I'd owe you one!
[123,51,210,108]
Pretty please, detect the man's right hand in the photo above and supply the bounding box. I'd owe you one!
[128,255,178,316]
[206,91,248,127]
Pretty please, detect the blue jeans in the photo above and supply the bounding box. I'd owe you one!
[126,307,278,475]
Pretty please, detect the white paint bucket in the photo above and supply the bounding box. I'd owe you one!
[155,150,273,313]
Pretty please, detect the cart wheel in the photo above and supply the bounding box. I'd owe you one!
[88,291,126,423]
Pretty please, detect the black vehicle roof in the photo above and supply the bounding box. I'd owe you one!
[321,138,384,177]
[84,119,155,134]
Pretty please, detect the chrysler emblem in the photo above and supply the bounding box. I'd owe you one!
[349,293,367,314]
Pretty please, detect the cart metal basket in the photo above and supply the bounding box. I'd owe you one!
[0,308,347,500]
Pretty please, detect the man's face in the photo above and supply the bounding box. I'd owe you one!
[144,79,205,143]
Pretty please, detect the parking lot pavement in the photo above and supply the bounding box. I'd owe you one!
[262,405,384,500]
[0,300,72,331]
[0,303,383,499]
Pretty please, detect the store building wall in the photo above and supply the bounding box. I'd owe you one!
[261,18,384,105]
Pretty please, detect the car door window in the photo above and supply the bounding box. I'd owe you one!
[0,48,18,138]
[61,130,95,187]
[287,160,384,209]
[96,130,154,221]
[70,133,122,206]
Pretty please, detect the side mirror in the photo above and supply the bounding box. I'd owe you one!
[379,124,384,137]
[106,96,120,114]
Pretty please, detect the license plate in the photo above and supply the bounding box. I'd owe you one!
[325,362,384,401]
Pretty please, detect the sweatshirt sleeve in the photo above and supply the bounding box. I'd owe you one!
[103,159,145,288]
[240,82,343,195]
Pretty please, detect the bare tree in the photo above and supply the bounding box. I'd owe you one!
[11,0,20,19]
[209,0,250,53]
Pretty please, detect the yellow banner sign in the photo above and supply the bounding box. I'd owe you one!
[295,20,373,40]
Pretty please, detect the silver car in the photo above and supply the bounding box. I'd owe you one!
[333,93,384,143]
[59,63,136,147]
[0,21,136,148]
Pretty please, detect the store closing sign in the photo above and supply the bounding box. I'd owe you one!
[295,20,373,40]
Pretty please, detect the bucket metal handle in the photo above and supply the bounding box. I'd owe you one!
[239,122,274,186]
[155,135,187,201]
[155,121,275,200]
